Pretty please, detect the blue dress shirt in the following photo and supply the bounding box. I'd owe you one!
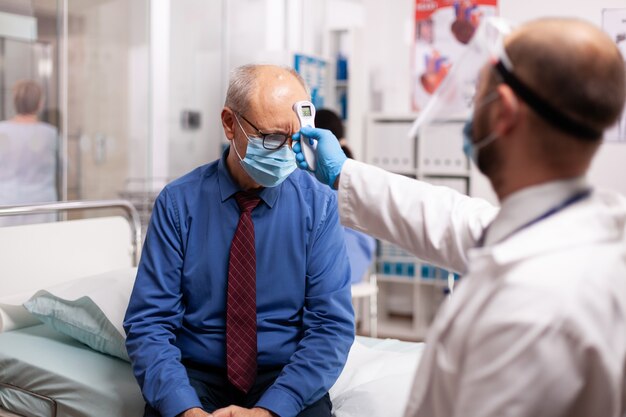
[124,150,355,417]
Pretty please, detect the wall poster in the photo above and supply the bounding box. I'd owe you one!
[412,0,498,111]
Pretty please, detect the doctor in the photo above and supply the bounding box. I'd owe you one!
[294,17,626,417]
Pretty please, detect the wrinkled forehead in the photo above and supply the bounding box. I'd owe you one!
[246,74,309,127]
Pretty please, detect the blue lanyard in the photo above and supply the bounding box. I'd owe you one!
[478,188,593,247]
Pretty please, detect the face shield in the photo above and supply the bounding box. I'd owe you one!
[409,16,603,145]
[408,17,513,140]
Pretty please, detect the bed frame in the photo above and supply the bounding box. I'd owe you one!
[0,200,141,417]
[0,200,141,298]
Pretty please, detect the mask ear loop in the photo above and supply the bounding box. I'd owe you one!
[471,91,501,152]
[474,90,500,110]
[232,114,251,162]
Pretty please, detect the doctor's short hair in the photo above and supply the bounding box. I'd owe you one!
[224,64,309,115]
[13,80,43,115]
[315,109,345,140]
[492,18,626,139]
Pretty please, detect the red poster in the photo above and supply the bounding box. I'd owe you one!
[412,0,498,111]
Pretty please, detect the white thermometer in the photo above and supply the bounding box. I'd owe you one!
[293,100,317,171]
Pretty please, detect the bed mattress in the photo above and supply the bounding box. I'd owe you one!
[0,325,144,417]
[0,325,422,417]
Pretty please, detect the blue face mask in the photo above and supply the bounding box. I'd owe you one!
[232,117,296,187]
[462,92,500,166]
[462,119,476,164]
[463,119,498,166]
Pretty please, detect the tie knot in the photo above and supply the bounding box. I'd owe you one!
[234,191,261,213]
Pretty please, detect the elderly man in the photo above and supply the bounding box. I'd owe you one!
[124,65,354,417]
[294,18,626,416]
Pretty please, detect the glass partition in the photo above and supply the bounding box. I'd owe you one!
[0,0,151,226]
[0,0,229,230]
[65,0,151,204]
[0,0,61,226]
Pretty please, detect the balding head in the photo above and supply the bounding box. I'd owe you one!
[473,18,625,199]
[504,18,625,137]
[225,64,308,117]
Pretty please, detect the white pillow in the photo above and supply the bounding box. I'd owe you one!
[23,267,137,361]
[0,291,41,332]
[330,340,424,417]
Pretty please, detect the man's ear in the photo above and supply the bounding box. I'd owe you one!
[221,107,236,141]
[492,84,520,137]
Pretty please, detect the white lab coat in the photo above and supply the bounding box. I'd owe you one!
[338,159,626,417]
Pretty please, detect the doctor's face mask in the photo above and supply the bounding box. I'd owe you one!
[463,89,500,170]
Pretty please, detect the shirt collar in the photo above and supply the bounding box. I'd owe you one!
[483,176,590,246]
[216,146,281,208]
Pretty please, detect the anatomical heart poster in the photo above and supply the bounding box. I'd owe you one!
[412,0,498,111]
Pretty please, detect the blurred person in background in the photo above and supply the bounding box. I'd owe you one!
[0,80,59,226]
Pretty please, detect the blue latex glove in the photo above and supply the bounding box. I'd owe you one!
[292,126,348,188]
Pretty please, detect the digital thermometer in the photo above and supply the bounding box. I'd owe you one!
[293,100,317,171]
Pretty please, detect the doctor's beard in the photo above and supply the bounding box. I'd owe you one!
[473,107,504,179]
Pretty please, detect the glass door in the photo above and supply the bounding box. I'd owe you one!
[64,0,151,204]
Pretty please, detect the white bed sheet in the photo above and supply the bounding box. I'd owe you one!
[331,337,424,417]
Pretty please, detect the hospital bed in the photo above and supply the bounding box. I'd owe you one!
[0,200,424,417]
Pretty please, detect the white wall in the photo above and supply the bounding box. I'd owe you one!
[150,0,170,187]
[128,0,150,184]
[363,0,413,115]
[168,0,224,179]
[362,0,626,198]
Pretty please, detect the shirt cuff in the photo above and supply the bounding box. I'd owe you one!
[157,385,203,417]
[255,386,302,417]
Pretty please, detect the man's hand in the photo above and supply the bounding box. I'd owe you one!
[212,406,276,417]
[177,407,213,417]
[292,126,347,189]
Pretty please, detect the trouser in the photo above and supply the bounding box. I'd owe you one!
[144,362,332,417]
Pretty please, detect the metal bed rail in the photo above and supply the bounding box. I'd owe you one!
[0,200,142,266]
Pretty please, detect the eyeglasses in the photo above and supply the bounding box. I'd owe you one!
[236,113,291,150]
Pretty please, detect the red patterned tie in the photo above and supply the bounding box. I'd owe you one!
[227,191,261,393]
